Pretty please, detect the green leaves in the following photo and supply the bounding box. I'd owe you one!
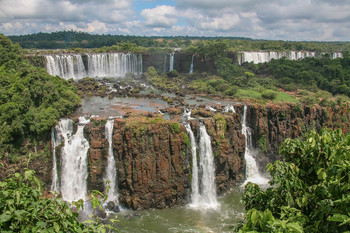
[238,128,350,232]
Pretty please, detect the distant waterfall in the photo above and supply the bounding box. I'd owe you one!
[241,106,269,186]
[186,123,219,209]
[163,54,168,73]
[169,52,175,71]
[237,51,317,64]
[59,117,90,202]
[45,54,86,80]
[44,53,142,80]
[104,118,118,203]
[189,54,194,74]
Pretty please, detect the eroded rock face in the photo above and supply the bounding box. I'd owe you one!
[20,102,348,210]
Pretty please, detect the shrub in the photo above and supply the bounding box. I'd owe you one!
[261,90,277,100]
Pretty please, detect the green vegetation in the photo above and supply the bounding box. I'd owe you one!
[0,34,80,159]
[235,128,350,232]
[9,31,350,54]
[0,169,119,232]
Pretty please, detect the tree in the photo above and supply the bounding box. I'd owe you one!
[235,128,350,232]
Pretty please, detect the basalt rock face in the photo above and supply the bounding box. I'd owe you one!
[82,115,246,210]
[189,113,246,193]
[239,103,350,172]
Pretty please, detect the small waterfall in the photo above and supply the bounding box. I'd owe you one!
[241,105,269,186]
[189,54,195,74]
[169,52,175,71]
[186,123,219,209]
[163,54,168,73]
[50,127,61,192]
[60,117,90,202]
[185,123,199,206]
[104,118,118,203]
[223,105,236,113]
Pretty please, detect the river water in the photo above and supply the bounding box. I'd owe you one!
[116,189,244,233]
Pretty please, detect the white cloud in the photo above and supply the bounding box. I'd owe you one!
[140,5,177,28]
[0,0,349,41]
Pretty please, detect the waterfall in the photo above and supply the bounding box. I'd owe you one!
[241,105,269,186]
[169,52,175,71]
[163,54,168,73]
[44,54,86,80]
[237,51,318,64]
[185,123,199,206]
[87,53,142,78]
[189,54,195,74]
[50,127,61,192]
[223,105,236,113]
[186,123,219,209]
[59,117,90,202]
[44,53,142,79]
[104,118,118,203]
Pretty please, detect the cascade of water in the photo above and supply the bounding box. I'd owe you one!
[205,105,217,112]
[184,123,199,206]
[163,54,168,73]
[197,124,219,209]
[238,51,319,64]
[169,52,175,71]
[223,105,236,113]
[44,54,86,80]
[87,53,142,78]
[50,128,60,192]
[241,105,269,186]
[189,54,195,74]
[60,117,90,202]
[104,118,118,202]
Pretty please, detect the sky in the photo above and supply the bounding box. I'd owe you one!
[0,0,350,41]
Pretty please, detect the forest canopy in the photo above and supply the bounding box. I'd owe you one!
[0,34,80,154]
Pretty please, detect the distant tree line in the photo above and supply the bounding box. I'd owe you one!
[9,31,350,53]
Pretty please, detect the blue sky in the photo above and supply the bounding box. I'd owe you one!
[0,0,350,41]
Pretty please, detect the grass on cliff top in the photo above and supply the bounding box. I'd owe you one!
[236,88,299,104]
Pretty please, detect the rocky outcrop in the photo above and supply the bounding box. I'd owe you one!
[239,103,350,171]
[82,114,247,210]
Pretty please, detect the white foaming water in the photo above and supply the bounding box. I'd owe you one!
[184,123,199,206]
[87,53,142,78]
[237,51,317,64]
[223,105,236,113]
[206,105,217,112]
[241,105,269,186]
[44,53,142,80]
[60,117,90,202]
[190,54,195,74]
[45,54,86,80]
[169,52,175,71]
[104,118,118,203]
[186,123,219,210]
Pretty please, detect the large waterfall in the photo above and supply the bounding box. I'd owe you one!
[58,117,90,202]
[44,53,142,80]
[186,123,219,209]
[104,118,118,203]
[169,52,175,71]
[241,106,269,186]
[45,54,86,80]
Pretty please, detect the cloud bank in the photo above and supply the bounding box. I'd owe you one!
[0,0,349,41]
